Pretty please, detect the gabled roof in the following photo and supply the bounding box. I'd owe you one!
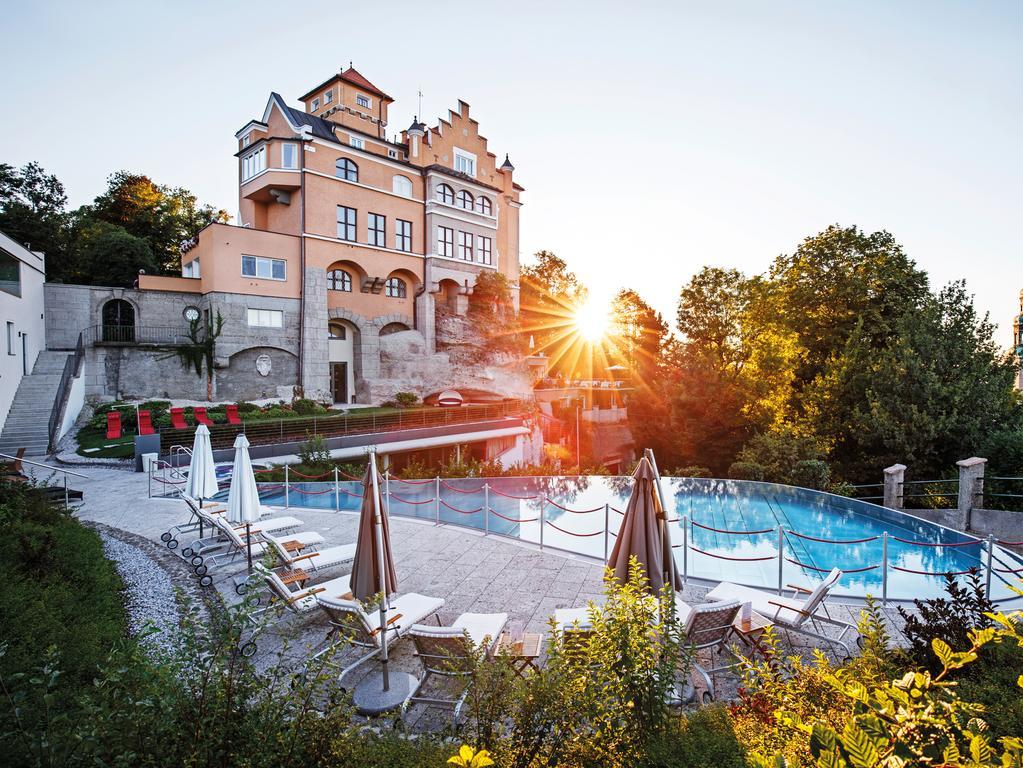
[298,67,393,103]
[263,93,339,143]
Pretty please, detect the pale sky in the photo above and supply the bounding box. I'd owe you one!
[2,1,1020,344]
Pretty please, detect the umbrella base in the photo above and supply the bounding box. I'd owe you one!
[353,671,419,716]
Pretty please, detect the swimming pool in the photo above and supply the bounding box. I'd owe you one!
[245,475,1023,602]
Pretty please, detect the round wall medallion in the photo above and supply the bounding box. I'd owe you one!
[255,354,272,377]
[183,306,201,322]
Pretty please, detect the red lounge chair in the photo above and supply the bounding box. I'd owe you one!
[170,407,187,429]
[226,404,241,425]
[194,407,213,426]
[137,410,155,436]
[106,411,122,439]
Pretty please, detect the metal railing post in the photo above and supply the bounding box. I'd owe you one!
[682,514,688,585]
[986,535,994,601]
[334,466,340,512]
[148,463,152,498]
[285,464,290,508]
[435,476,441,525]
[384,471,391,516]
[63,474,69,511]
[539,496,545,550]
[603,503,610,561]
[882,532,889,604]
[777,527,784,595]
[484,484,490,536]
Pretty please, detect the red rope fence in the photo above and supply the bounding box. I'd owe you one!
[786,557,879,574]
[390,476,434,485]
[691,520,773,535]
[389,493,435,506]
[488,508,539,524]
[439,499,482,515]
[440,479,484,494]
[786,531,879,545]
[891,565,974,576]
[544,519,603,537]
[545,498,604,514]
[890,536,979,548]
[690,545,775,562]
[489,487,537,500]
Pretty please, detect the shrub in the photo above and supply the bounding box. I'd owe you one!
[672,465,712,478]
[292,397,323,416]
[394,391,419,409]
[639,706,746,768]
[728,461,765,481]
[791,459,830,490]
[235,401,261,414]
[297,432,330,470]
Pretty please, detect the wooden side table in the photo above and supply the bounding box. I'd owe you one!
[495,632,543,676]
[730,610,773,652]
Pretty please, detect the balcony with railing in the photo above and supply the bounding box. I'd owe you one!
[83,324,194,346]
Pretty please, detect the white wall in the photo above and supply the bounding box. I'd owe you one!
[0,232,46,430]
[59,371,85,440]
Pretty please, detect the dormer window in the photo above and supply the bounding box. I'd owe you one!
[324,89,333,104]
[312,98,320,111]
[453,148,477,177]
[356,94,371,109]
[349,136,365,150]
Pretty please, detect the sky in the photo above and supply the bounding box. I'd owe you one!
[1,1,1020,345]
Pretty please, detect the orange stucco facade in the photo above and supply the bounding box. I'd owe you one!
[139,66,523,403]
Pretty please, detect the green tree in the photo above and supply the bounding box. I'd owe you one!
[0,162,71,280]
[73,222,156,288]
[608,288,667,379]
[519,251,587,375]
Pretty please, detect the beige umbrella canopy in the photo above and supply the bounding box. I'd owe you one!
[349,457,398,602]
[607,456,682,593]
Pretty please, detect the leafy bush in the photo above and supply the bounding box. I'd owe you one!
[639,706,746,768]
[296,432,330,470]
[737,430,825,484]
[292,397,324,416]
[791,459,830,490]
[671,465,712,478]
[235,401,261,414]
[728,461,765,481]
[394,391,419,409]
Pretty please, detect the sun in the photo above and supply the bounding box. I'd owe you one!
[572,297,610,343]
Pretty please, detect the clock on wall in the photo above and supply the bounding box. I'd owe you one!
[183,306,201,322]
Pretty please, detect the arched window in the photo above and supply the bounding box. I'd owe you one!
[327,269,352,292]
[458,190,474,210]
[437,184,454,205]
[384,277,407,299]
[335,158,358,182]
[101,299,135,343]
[392,175,412,197]
[476,196,492,215]
[380,322,411,336]
[328,322,347,340]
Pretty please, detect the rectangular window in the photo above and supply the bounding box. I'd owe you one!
[453,148,477,177]
[242,135,251,147]
[281,142,298,169]
[368,213,386,247]
[458,231,474,261]
[312,98,320,111]
[6,322,14,355]
[182,258,201,278]
[241,146,266,181]
[388,149,398,159]
[324,89,333,104]
[395,219,412,252]
[478,236,492,265]
[0,250,21,297]
[247,309,283,328]
[438,226,454,258]
[349,136,364,150]
[337,206,357,241]
[356,94,371,109]
[241,254,286,281]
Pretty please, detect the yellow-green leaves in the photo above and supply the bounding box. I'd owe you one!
[448,744,494,767]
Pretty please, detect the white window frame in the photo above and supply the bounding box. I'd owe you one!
[241,254,287,281]
[182,258,201,278]
[453,147,477,177]
[312,98,320,111]
[324,89,334,104]
[281,142,298,169]
[242,135,251,147]
[247,309,283,328]
[241,146,266,181]
[392,175,412,197]
[349,136,365,150]
[356,93,372,109]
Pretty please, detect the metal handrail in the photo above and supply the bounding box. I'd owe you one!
[47,332,85,452]
[0,452,88,478]
[83,324,194,346]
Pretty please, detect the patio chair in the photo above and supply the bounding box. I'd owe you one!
[137,409,155,435]
[202,513,323,571]
[170,407,188,429]
[193,407,213,426]
[315,592,446,684]
[164,494,287,549]
[674,598,741,702]
[106,411,121,439]
[404,612,508,724]
[261,531,357,574]
[705,568,859,659]
[226,404,242,425]
[0,448,28,483]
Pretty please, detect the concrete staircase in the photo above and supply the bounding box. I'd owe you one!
[0,351,73,456]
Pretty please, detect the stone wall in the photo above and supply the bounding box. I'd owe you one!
[218,347,298,401]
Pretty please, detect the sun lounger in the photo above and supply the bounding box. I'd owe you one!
[106,411,121,439]
[0,447,28,483]
[137,409,155,435]
[226,404,242,425]
[170,407,188,429]
[704,568,859,658]
[171,495,306,556]
[315,592,445,684]
[674,597,741,702]
[203,513,322,570]
[255,562,353,614]
[193,407,213,426]
[261,532,356,574]
[405,612,508,723]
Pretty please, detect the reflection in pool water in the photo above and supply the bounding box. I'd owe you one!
[236,475,1023,602]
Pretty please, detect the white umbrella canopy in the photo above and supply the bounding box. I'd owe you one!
[184,424,219,502]
[227,433,261,570]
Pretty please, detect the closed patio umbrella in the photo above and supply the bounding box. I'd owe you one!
[184,424,219,537]
[607,455,682,594]
[350,452,415,715]
[226,433,261,571]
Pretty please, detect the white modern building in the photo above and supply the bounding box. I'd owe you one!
[0,231,46,431]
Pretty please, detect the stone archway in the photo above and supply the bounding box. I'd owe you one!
[101,299,135,342]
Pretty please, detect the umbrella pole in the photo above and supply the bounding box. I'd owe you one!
[369,452,390,691]
[246,522,253,571]
[198,496,204,539]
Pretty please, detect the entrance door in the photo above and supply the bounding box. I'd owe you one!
[331,362,348,404]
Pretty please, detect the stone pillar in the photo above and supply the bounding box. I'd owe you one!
[300,267,330,401]
[956,457,986,531]
[416,291,436,354]
[883,464,906,510]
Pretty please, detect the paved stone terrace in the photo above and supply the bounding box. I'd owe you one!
[30,462,919,728]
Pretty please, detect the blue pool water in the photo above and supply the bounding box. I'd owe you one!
[247,476,1023,602]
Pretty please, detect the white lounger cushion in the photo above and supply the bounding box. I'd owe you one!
[554,607,594,630]
[242,516,305,535]
[241,530,323,558]
[409,612,508,650]
[317,592,445,645]
[286,575,353,612]
[287,542,357,572]
[705,583,809,625]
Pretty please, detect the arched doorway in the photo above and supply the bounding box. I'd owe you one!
[379,321,411,336]
[327,320,357,404]
[101,299,135,342]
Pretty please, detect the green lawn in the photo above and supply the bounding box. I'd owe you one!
[76,427,136,458]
